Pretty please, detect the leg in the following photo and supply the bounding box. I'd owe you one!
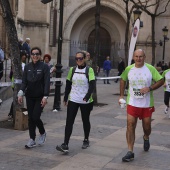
[104,70,106,84]
[142,116,151,151]
[26,97,37,140]
[64,101,79,145]
[106,70,110,84]
[164,91,169,107]
[80,102,93,140]
[142,117,151,139]
[126,114,138,152]
[164,91,170,114]
[115,72,121,83]
[32,98,45,135]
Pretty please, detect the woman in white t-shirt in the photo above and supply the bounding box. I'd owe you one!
[56,51,95,153]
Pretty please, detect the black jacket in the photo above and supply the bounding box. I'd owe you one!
[21,61,50,98]
[118,61,125,73]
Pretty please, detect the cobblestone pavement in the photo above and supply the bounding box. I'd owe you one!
[0,78,170,170]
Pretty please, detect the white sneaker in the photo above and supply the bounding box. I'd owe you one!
[164,107,169,114]
[37,132,46,145]
[25,139,36,148]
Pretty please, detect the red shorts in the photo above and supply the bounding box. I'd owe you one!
[127,105,155,120]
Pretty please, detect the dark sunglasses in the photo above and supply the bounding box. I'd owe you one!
[75,57,84,61]
[31,53,40,56]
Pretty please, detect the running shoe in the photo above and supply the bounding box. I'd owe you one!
[164,106,168,114]
[143,136,150,151]
[122,151,134,162]
[37,132,46,145]
[82,139,90,149]
[25,139,36,148]
[56,143,69,153]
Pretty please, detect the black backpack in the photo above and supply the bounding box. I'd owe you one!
[70,66,90,82]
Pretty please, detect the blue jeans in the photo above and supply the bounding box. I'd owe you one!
[104,70,110,83]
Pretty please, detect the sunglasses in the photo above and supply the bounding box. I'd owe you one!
[75,57,84,61]
[31,53,40,56]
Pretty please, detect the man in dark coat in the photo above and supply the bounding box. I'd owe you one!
[115,57,125,83]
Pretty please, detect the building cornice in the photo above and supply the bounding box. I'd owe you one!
[17,18,49,27]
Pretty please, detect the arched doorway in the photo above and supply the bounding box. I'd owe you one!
[87,27,111,67]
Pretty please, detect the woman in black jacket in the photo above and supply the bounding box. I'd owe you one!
[18,47,50,148]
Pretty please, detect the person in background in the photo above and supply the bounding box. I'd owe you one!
[8,52,26,121]
[20,52,27,71]
[8,66,14,121]
[85,52,92,67]
[161,61,165,71]
[115,57,125,83]
[43,54,55,74]
[18,47,50,148]
[0,44,4,81]
[56,51,95,153]
[22,38,31,63]
[18,38,24,52]
[162,68,170,117]
[164,62,169,70]
[119,49,164,162]
[156,61,162,67]
[103,56,111,84]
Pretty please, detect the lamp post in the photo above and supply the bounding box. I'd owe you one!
[133,8,142,21]
[132,8,142,52]
[53,0,64,111]
[162,26,169,61]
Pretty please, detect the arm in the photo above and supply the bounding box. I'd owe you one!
[63,80,72,104]
[119,78,126,104]
[83,80,95,102]
[140,78,164,94]
[43,64,50,96]
[18,65,28,104]
[41,64,50,107]
[149,78,164,91]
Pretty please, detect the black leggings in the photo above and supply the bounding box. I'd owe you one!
[64,101,93,145]
[164,91,170,106]
[26,97,45,140]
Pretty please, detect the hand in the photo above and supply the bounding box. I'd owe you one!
[140,87,150,94]
[18,96,23,105]
[118,96,124,105]
[41,97,47,107]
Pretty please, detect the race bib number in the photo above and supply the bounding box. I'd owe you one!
[133,88,145,99]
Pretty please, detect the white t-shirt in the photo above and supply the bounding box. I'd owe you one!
[162,69,170,92]
[121,63,162,108]
[69,67,89,104]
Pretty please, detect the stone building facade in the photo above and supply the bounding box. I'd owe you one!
[0,0,170,68]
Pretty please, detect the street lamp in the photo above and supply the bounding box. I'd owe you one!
[53,0,64,111]
[162,26,169,61]
[133,8,142,21]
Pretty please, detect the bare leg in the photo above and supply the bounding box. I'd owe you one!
[126,114,138,152]
[142,117,151,139]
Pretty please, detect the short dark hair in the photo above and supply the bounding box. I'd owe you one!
[31,47,42,55]
[76,51,86,58]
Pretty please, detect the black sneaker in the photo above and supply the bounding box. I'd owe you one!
[56,143,69,153]
[122,151,134,162]
[82,139,90,149]
[143,136,150,151]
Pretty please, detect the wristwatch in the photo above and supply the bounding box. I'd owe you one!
[43,96,48,99]
[149,86,153,91]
